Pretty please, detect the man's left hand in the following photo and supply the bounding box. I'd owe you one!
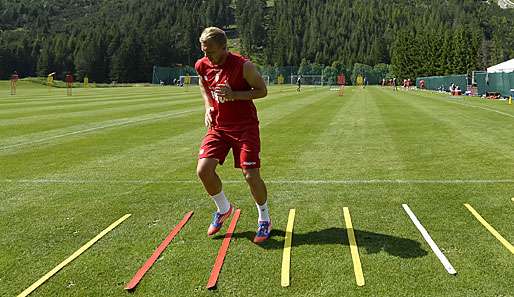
[214,83,236,101]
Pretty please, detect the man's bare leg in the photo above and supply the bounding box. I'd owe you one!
[197,158,232,236]
[197,158,222,195]
[242,168,267,205]
[242,168,271,243]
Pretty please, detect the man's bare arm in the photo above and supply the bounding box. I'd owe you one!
[214,61,267,101]
[198,76,214,127]
[199,76,212,109]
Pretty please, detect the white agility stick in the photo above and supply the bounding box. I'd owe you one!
[402,204,457,275]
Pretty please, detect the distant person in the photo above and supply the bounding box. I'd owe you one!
[449,83,455,94]
[10,71,19,95]
[65,72,73,96]
[296,74,303,92]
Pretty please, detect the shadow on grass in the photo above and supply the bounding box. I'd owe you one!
[215,228,427,258]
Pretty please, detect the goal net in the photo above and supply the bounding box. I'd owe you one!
[290,75,324,86]
[179,75,200,86]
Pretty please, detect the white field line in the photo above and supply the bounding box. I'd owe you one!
[0,88,316,151]
[417,90,514,119]
[0,93,198,109]
[0,96,199,126]
[446,100,514,119]
[1,179,513,185]
[0,93,198,114]
[0,109,201,150]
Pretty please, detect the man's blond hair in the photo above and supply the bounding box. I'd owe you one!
[199,27,227,48]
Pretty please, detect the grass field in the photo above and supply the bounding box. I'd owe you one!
[1,81,513,297]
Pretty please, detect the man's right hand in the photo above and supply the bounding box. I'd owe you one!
[205,107,213,128]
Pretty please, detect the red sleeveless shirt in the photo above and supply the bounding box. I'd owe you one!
[195,52,259,131]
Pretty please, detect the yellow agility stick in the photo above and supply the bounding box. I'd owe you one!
[18,214,131,297]
[343,207,365,286]
[464,204,513,254]
[281,209,296,287]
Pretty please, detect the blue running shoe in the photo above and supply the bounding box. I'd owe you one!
[253,220,272,243]
[207,205,234,236]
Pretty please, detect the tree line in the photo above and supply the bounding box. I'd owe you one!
[1,0,513,82]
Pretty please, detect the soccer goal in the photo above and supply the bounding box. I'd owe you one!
[290,75,324,86]
[179,75,200,86]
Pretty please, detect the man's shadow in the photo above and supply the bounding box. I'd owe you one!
[215,228,427,258]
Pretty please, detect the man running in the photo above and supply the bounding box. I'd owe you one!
[195,27,271,243]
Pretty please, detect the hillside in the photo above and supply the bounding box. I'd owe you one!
[0,0,513,82]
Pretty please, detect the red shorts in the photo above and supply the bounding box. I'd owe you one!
[198,126,260,169]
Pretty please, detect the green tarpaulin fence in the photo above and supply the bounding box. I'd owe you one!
[417,72,514,97]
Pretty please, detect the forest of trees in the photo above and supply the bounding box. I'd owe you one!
[1,0,513,83]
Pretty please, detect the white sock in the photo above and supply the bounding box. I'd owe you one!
[256,201,270,222]
[211,191,230,214]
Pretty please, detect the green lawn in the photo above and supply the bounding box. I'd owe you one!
[1,82,513,297]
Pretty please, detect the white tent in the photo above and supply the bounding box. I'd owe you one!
[487,58,514,73]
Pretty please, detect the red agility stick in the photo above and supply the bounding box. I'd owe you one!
[125,211,194,291]
[206,209,241,289]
